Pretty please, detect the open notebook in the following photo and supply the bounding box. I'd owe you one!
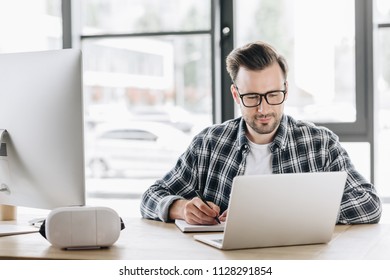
[175,219,225,232]
[194,172,347,250]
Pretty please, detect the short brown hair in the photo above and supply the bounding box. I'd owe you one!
[226,41,288,82]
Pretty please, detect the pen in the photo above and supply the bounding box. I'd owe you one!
[195,190,221,224]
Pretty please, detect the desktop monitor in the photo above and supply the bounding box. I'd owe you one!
[0,49,85,212]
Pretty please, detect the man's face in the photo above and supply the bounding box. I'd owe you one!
[231,62,288,143]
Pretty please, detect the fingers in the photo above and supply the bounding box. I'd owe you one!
[219,210,228,222]
[183,197,220,225]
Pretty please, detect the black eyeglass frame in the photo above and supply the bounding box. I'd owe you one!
[234,82,287,108]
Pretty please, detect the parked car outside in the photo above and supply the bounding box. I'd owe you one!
[86,121,191,178]
[130,106,193,133]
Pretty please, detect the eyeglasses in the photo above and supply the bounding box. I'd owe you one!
[234,83,287,108]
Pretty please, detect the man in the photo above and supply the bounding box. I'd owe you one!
[140,41,382,225]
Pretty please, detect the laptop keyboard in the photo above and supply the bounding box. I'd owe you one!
[213,239,223,244]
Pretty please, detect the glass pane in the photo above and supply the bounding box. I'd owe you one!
[80,0,211,35]
[234,0,356,123]
[82,36,212,181]
[341,142,371,183]
[375,28,390,197]
[79,1,213,217]
[375,0,390,23]
[0,0,62,53]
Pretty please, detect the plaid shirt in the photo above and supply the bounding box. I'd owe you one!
[140,114,382,224]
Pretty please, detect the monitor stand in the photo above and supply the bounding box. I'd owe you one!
[1,130,15,221]
[0,204,17,221]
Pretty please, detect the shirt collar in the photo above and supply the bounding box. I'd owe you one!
[237,118,249,150]
[270,114,288,151]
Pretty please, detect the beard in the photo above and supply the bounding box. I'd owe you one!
[244,112,282,135]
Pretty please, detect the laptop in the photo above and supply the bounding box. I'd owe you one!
[194,171,347,250]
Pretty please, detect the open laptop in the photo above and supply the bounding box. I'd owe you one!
[194,171,347,250]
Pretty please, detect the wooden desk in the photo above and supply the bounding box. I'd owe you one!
[1,218,390,260]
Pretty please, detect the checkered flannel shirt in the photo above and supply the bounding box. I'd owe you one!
[140,114,382,224]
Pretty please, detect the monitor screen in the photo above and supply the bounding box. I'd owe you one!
[0,49,85,210]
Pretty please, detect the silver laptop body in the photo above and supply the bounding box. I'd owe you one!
[194,171,347,250]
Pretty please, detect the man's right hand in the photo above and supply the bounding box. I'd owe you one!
[169,198,220,225]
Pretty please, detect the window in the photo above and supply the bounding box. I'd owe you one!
[77,0,213,215]
[374,0,390,198]
[228,0,373,183]
[235,0,356,123]
[0,0,62,53]
[79,0,211,34]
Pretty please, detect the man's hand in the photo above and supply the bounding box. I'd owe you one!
[169,198,220,225]
[219,209,228,222]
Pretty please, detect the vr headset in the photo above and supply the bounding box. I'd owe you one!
[39,206,125,249]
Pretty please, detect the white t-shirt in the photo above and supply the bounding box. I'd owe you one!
[244,140,273,175]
